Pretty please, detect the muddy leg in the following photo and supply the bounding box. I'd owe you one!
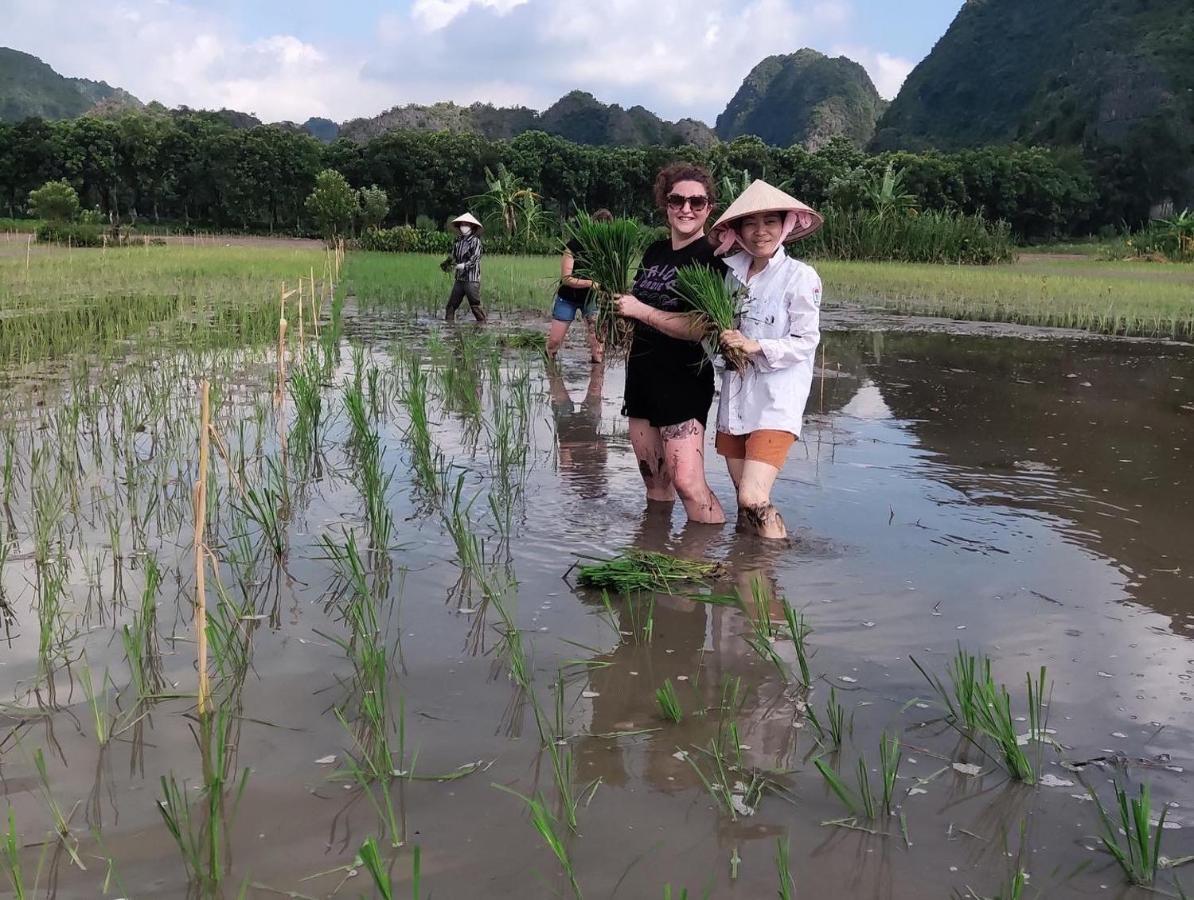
[736,459,785,539]
[547,318,570,359]
[661,419,725,525]
[628,417,675,502]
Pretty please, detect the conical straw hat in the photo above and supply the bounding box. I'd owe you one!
[451,212,483,232]
[712,180,823,242]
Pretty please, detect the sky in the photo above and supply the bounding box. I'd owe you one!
[5,0,963,125]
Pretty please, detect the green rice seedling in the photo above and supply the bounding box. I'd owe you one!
[776,837,795,900]
[912,646,992,733]
[626,595,655,645]
[879,732,902,816]
[235,458,287,559]
[813,757,864,818]
[914,652,1051,783]
[1,808,48,900]
[672,264,749,371]
[494,786,582,900]
[157,707,251,893]
[359,838,420,899]
[739,576,788,682]
[288,353,324,461]
[656,679,683,723]
[496,329,548,353]
[968,667,1049,784]
[32,749,85,870]
[1089,779,1167,886]
[564,213,651,359]
[400,357,444,500]
[79,661,115,747]
[780,600,813,687]
[686,739,780,823]
[575,550,726,593]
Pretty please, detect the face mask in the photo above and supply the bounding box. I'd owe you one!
[458,225,472,236]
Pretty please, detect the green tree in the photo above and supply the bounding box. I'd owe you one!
[358,184,389,230]
[304,168,357,239]
[470,163,541,235]
[28,179,80,222]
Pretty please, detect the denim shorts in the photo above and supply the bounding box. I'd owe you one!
[551,294,596,322]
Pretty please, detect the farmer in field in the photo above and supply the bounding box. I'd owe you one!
[442,212,486,322]
[710,180,824,540]
[548,208,613,363]
[613,163,726,525]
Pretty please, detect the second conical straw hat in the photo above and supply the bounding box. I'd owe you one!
[713,180,823,242]
[450,212,483,231]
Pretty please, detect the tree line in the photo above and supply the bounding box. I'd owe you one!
[0,109,1145,243]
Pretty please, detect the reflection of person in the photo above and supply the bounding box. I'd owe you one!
[442,212,487,323]
[709,181,824,540]
[612,163,726,525]
[548,209,613,363]
[547,363,608,500]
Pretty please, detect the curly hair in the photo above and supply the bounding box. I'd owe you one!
[652,163,717,217]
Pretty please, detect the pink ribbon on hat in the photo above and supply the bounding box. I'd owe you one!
[713,210,815,256]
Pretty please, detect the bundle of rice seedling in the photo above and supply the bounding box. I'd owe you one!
[563,213,651,359]
[673,265,749,371]
[574,549,726,593]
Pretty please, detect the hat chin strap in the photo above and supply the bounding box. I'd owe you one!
[714,210,812,256]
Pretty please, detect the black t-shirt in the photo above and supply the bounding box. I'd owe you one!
[557,239,591,305]
[628,237,724,372]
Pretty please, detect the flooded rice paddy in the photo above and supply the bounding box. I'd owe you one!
[1,304,1193,899]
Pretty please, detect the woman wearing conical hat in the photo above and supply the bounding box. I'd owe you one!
[709,180,824,539]
[443,212,487,322]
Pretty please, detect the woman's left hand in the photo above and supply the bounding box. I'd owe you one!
[720,329,761,355]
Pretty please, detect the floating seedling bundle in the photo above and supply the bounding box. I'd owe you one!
[673,265,749,372]
[574,549,726,593]
[563,213,651,360]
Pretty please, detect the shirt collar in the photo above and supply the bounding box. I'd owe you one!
[726,245,788,281]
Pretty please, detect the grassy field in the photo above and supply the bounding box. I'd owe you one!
[346,250,1194,341]
[0,242,330,365]
[3,246,1192,366]
[819,255,1194,339]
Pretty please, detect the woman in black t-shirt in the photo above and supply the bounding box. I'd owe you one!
[548,209,613,363]
[613,164,726,525]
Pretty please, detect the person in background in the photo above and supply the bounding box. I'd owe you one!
[548,208,613,363]
[442,212,486,323]
[708,180,824,539]
[613,163,726,525]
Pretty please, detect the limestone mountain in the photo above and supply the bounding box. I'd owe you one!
[339,91,716,147]
[715,50,887,149]
[0,47,142,122]
[871,0,1194,159]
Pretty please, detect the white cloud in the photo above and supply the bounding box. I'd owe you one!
[412,0,530,32]
[832,44,916,99]
[6,0,916,124]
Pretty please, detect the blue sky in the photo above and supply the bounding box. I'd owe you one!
[7,0,964,123]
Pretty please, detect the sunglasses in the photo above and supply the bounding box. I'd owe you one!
[666,193,710,212]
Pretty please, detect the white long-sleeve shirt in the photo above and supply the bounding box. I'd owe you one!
[715,248,822,437]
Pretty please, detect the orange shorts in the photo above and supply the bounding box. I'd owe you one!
[714,429,795,469]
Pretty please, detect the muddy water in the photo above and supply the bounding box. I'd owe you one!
[2,320,1193,899]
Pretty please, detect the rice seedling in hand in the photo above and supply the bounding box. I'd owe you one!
[656,679,683,723]
[672,265,749,372]
[1089,779,1168,886]
[564,213,651,359]
[575,550,725,594]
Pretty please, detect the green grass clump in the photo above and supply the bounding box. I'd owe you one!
[563,214,652,358]
[655,679,683,722]
[575,550,726,593]
[1089,780,1168,886]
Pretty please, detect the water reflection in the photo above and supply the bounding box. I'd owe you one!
[819,331,1194,636]
[547,362,608,501]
